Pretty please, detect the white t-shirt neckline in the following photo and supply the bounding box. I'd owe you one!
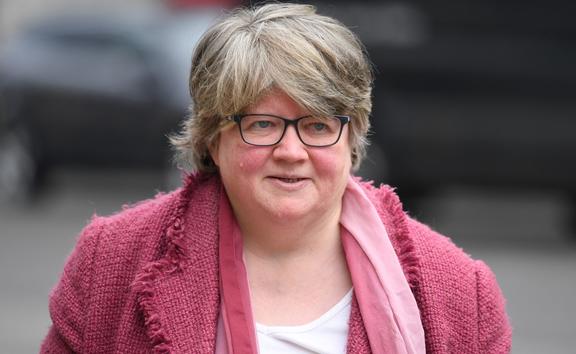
[256,288,353,334]
[253,288,353,353]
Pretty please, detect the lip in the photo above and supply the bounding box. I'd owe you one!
[266,175,311,190]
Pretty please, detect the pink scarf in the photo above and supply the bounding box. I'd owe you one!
[217,176,426,353]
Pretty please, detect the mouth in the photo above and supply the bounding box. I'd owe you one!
[274,177,306,183]
[268,175,309,184]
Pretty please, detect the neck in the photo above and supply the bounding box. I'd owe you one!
[235,202,352,326]
[225,197,353,325]
[235,202,343,259]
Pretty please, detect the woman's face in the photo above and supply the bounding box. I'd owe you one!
[210,89,352,225]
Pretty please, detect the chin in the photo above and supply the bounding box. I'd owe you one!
[262,199,316,222]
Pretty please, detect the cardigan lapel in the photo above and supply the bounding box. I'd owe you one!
[133,174,222,353]
[346,294,372,353]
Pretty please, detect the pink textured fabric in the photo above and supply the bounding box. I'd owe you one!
[41,173,512,353]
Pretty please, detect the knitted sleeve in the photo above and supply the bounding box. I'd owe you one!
[475,260,512,353]
[40,217,106,353]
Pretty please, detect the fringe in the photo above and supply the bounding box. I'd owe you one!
[131,173,204,353]
[357,178,421,290]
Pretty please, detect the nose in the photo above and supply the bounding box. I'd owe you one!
[272,125,308,162]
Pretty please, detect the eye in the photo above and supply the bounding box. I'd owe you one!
[241,115,280,133]
[255,121,272,129]
[248,119,276,130]
[311,122,328,131]
[301,117,337,135]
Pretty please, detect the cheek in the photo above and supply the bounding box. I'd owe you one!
[216,129,268,175]
[312,145,352,178]
[312,155,339,175]
[238,154,266,173]
[226,146,269,176]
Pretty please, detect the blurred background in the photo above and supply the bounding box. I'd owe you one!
[1,0,575,352]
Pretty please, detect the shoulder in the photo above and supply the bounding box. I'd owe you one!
[46,173,222,351]
[81,172,220,259]
[50,187,184,298]
[45,189,181,351]
[406,217,476,276]
[408,218,512,352]
[74,189,181,265]
[52,172,221,298]
[407,218,511,352]
[358,178,481,277]
[361,179,498,290]
[360,180,511,351]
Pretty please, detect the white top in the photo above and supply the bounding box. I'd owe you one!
[255,289,353,354]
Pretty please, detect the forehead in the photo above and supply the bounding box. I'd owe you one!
[245,89,309,117]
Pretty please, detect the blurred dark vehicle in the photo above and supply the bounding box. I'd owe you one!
[0,8,220,201]
[296,1,576,215]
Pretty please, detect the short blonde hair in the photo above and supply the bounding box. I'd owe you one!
[171,3,373,173]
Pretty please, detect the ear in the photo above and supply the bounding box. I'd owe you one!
[208,138,220,167]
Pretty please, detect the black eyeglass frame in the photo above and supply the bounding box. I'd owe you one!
[227,114,351,147]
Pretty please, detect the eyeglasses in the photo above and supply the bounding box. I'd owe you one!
[227,114,350,147]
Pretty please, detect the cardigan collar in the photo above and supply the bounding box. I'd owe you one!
[132,173,421,353]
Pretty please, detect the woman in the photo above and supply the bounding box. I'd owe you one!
[42,3,511,353]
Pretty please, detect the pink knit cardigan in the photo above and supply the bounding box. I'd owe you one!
[41,173,511,353]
